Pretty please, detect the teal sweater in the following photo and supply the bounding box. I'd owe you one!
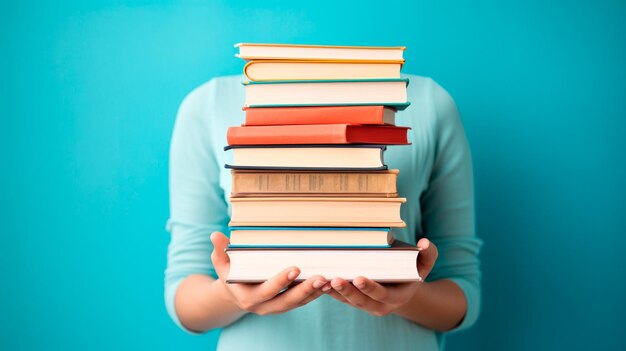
[165,74,482,350]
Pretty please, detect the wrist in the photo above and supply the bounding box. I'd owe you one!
[393,281,426,315]
[211,277,245,314]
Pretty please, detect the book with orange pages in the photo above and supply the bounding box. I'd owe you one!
[243,79,410,110]
[235,43,406,61]
[227,125,410,145]
[243,105,396,126]
[229,197,406,227]
[230,169,399,197]
[225,240,421,283]
[244,60,402,81]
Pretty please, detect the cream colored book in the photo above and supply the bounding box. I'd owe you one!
[235,43,406,61]
[229,197,406,227]
[244,60,402,81]
[224,145,388,171]
[228,227,393,247]
[243,79,409,109]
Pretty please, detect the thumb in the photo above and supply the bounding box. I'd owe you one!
[210,232,231,280]
[416,238,438,280]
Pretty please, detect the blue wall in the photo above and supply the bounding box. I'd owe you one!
[2,1,625,350]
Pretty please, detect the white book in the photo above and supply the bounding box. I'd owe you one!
[226,241,421,283]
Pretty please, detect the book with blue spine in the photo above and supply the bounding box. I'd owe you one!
[243,78,410,110]
[229,227,393,248]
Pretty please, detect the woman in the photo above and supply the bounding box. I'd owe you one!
[165,74,482,350]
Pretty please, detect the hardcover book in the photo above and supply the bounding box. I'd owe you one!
[230,169,399,197]
[228,227,393,248]
[244,60,402,81]
[229,197,406,227]
[227,124,410,145]
[235,43,406,61]
[243,79,410,110]
[224,145,388,170]
[226,240,421,283]
[243,105,396,126]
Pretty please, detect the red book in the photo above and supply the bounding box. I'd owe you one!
[227,124,410,145]
[243,105,396,126]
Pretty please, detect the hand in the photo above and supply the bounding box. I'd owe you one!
[210,232,329,316]
[327,238,438,316]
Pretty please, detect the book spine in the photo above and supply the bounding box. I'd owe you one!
[244,106,385,126]
[232,172,397,195]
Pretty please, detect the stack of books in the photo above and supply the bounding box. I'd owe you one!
[224,43,421,283]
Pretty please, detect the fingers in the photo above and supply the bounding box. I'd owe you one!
[210,231,230,263]
[416,238,439,279]
[325,289,349,304]
[256,267,301,302]
[298,287,326,306]
[210,232,230,279]
[259,275,327,314]
[290,276,327,307]
[330,278,385,314]
[353,276,388,302]
[354,276,419,308]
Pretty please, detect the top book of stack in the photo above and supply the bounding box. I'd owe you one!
[235,43,405,61]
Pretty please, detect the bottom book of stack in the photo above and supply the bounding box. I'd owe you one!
[225,240,421,283]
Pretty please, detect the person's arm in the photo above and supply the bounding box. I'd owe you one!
[393,277,468,331]
[164,80,235,333]
[327,79,482,332]
[174,274,244,331]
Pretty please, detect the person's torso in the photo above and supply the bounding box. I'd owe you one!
[204,74,444,351]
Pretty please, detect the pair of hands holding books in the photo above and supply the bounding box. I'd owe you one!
[210,232,438,317]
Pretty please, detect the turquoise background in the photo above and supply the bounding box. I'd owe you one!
[2,0,625,350]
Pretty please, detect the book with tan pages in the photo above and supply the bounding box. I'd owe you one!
[229,197,406,227]
[244,60,402,81]
[230,169,399,197]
